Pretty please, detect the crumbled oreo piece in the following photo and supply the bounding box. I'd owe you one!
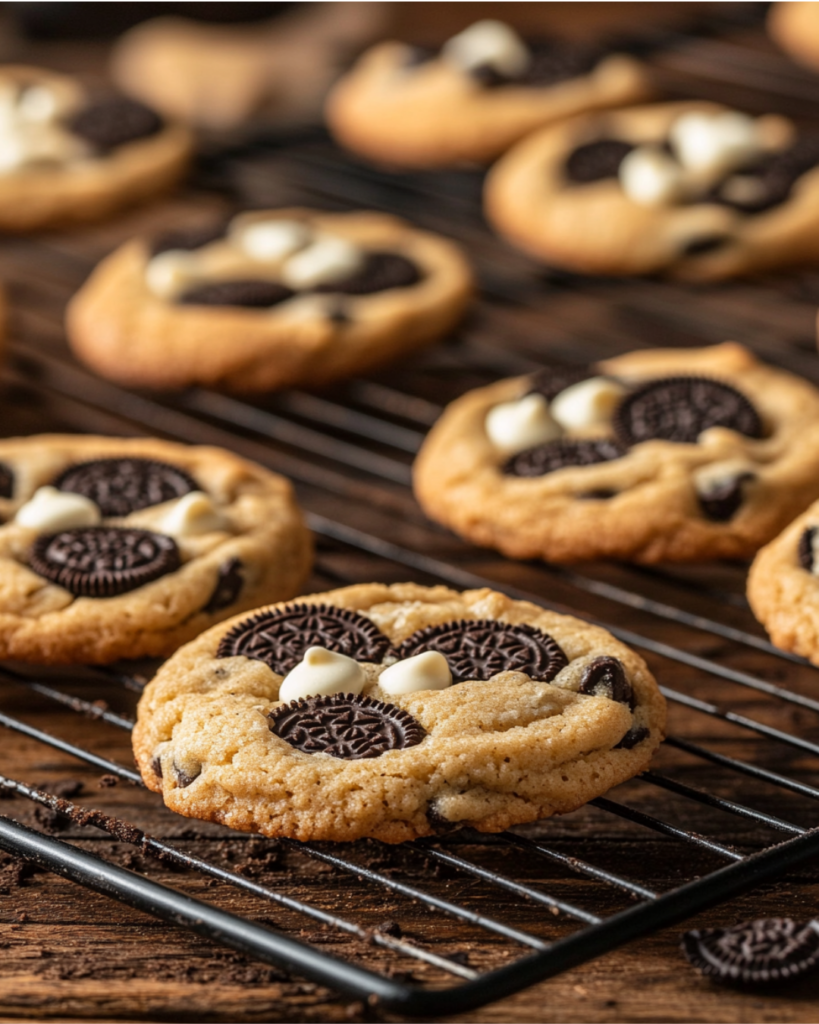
[504,438,626,478]
[614,376,763,446]
[798,527,816,572]
[565,139,635,184]
[268,693,425,760]
[710,136,819,214]
[472,38,601,88]
[203,558,244,614]
[68,97,163,152]
[55,458,198,517]
[578,656,633,707]
[216,602,394,674]
[28,526,180,598]
[682,918,819,984]
[314,252,422,295]
[179,279,294,308]
[150,223,227,258]
[398,619,567,683]
[0,461,13,499]
[698,473,755,522]
[527,364,592,402]
[614,725,649,749]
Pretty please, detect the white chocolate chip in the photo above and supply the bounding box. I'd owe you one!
[441,20,531,78]
[18,85,61,122]
[278,646,365,703]
[619,146,685,206]
[485,393,561,454]
[669,111,761,176]
[378,651,452,696]
[234,219,311,262]
[550,377,628,432]
[281,236,364,290]
[158,492,227,537]
[145,250,201,299]
[15,486,101,531]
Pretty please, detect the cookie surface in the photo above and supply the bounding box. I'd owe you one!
[0,435,311,663]
[414,342,819,563]
[0,66,191,231]
[66,208,473,391]
[133,582,665,843]
[768,3,819,73]
[484,100,819,280]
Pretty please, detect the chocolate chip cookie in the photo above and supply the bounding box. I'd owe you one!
[484,100,819,280]
[133,582,665,843]
[66,208,473,391]
[414,342,819,563]
[0,435,311,663]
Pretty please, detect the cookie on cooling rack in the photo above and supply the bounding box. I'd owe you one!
[484,100,819,280]
[133,582,665,843]
[325,19,651,168]
[413,342,819,564]
[0,65,191,231]
[768,3,819,74]
[0,435,311,664]
[66,208,473,392]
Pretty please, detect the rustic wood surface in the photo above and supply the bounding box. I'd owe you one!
[4,6,819,1021]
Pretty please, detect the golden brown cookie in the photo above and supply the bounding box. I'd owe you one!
[133,582,665,843]
[325,19,651,168]
[66,208,473,392]
[0,434,311,664]
[484,100,819,280]
[768,2,819,72]
[414,343,819,564]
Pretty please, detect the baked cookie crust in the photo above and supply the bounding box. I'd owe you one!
[768,2,819,72]
[133,582,665,843]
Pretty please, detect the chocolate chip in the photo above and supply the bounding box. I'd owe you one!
[203,558,244,614]
[173,761,201,788]
[268,693,425,760]
[682,235,730,256]
[150,756,163,780]
[68,97,163,152]
[55,457,198,517]
[179,279,294,308]
[709,136,819,214]
[28,526,180,598]
[426,803,462,834]
[217,602,394,674]
[798,527,816,572]
[314,253,421,295]
[578,656,633,707]
[578,489,618,500]
[150,223,227,257]
[504,438,626,478]
[698,473,755,522]
[682,918,819,984]
[565,140,635,184]
[614,376,763,446]
[398,619,567,684]
[615,725,649,749]
[527,365,593,402]
[0,462,13,499]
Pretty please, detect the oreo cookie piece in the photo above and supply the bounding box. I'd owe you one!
[28,526,180,598]
[614,376,763,446]
[504,438,626,478]
[54,458,198,517]
[217,602,394,674]
[203,558,244,614]
[0,461,14,499]
[268,693,425,760]
[798,526,816,572]
[565,140,635,184]
[682,918,819,984]
[178,279,294,309]
[698,473,755,522]
[527,364,593,402]
[314,253,422,295]
[578,656,633,707]
[68,97,163,152]
[398,618,568,683]
[711,136,819,214]
[150,223,227,258]
[472,38,601,88]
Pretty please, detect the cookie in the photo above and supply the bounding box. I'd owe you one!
[768,3,819,74]
[325,19,651,168]
[414,342,819,563]
[0,66,192,232]
[0,435,311,663]
[66,208,473,392]
[484,100,819,280]
[133,582,665,843]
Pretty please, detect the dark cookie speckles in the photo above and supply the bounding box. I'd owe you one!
[68,97,163,151]
[565,139,634,184]
[55,457,198,517]
[578,656,633,707]
[682,918,819,985]
[504,438,626,478]
[179,279,294,309]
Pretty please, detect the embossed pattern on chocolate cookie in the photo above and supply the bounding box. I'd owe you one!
[527,364,592,402]
[55,458,198,517]
[565,140,635,184]
[68,97,163,151]
[504,438,626,478]
[268,693,425,759]
[203,558,244,614]
[682,918,819,984]
[28,526,180,597]
[398,619,567,683]
[179,280,294,308]
[0,462,13,499]
[315,253,422,295]
[150,224,227,257]
[798,527,816,572]
[614,376,763,446]
[217,603,394,674]
[579,656,633,706]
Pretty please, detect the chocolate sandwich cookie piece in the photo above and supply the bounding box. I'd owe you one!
[150,223,227,258]
[28,526,180,598]
[0,462,14,500]
[798,526,816,571]
[471,39,601,89]
[203,558,244,614]
[614,376,763,447]
[178,279,294,309]
[314,253,422,296]
[68,97,163,152]
[398,618,568,683]
[565,140,635,184]
[504,438,626,478]
[527,364,593,402]
[682,917,819,984]
[55,457,198,517]
[579,656,633,706]
[699,473,755,522]
[217,602,394,674]
[712,136,819,214]
[268,693,425,759]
